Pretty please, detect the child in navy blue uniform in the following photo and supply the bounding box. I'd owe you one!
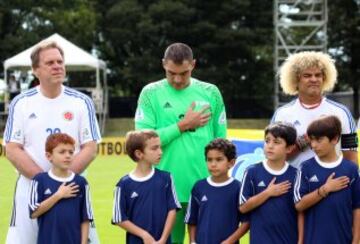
[29,133,93,244]
[112,130,181,243]
[294,115,360,244]
[185,138,250,244]
[240,122,299,244]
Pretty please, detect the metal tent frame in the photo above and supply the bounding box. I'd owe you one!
[273,0,328,108]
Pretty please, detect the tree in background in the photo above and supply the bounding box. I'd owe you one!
[97,0,274,117]
[0,0,359,118]
[328,0,360,118]
[0,0,98,74]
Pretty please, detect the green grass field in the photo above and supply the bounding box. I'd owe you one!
[0,118,261,243]
[0,155,250,243]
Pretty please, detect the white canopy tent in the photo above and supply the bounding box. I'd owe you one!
[4,33,106,72]
[3,33,108,132]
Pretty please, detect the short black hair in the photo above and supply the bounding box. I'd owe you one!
[264,122,297,146]
[205,138,237,161]
[163,43,193,64]
[307,115,341,141]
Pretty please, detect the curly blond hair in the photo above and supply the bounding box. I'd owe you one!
[279,51,337,95]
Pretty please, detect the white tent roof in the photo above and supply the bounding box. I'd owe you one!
[4,33,106,71]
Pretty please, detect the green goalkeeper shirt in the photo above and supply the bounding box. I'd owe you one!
[135,78,227,202]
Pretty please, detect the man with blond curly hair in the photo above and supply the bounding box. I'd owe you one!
[271,51,358,168]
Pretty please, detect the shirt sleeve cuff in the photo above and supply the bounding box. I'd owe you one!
[159,123,181,145]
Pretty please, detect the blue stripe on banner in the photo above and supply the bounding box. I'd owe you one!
[5,89,38,142]
[326,99,356,132]
[63,88,99,140]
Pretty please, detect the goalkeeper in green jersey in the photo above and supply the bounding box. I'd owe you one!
[135,43,227,244]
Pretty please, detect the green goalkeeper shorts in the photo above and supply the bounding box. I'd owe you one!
[171,202,188,244]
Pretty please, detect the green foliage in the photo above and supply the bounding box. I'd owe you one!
[1,1,359,117]
[328,0,360,116]
[328,0,360,85]
[98,0,274,116]
[0,0,98,73]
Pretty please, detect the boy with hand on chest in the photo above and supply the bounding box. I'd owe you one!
[294,115,360,244]
[112,130,181,244]
[185,138,250,244]
[239,122,300,244]
[29,133,93,244]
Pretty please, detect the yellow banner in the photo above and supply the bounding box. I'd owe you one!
[97,137,126,156]
[0,137,127,157]
[0,129,359,157]
[228,129,264,140]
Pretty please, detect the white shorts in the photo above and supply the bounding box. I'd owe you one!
[6,175,100,244]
